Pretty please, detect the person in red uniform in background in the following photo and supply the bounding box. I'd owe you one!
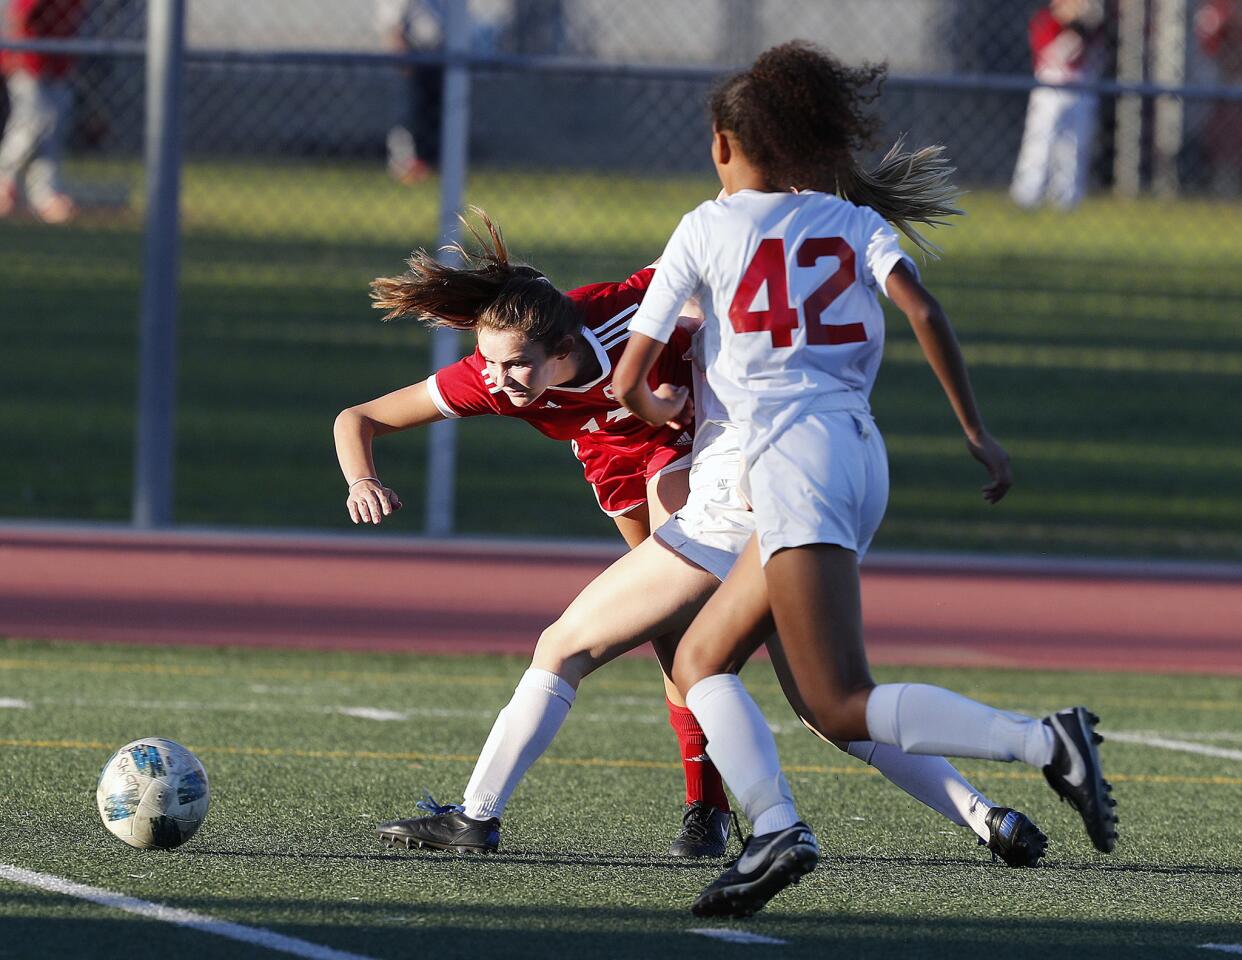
[1196,0,1242,195]
[1010,0,1106,210]
[0,0,85,223]
[334,211,733,857]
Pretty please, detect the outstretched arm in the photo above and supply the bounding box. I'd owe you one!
[333,380,445,523]
[885,262,1012,504]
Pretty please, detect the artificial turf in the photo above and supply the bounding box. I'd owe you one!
[1,160,1240,559]
[2,636,1241,958]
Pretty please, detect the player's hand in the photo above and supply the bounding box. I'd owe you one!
[347,479,403,525]
[966,431,1012,504]
[652,383,693,430]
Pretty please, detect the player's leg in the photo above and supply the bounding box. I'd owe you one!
[763,541,1115,856]
[671,536,820,918]
[765,644,1048,867]
[1049,92,1096,210]
[378,537,721,853]
[1010,86,1057,207]
[24,77,75,223]
[0,72,46,213]
[644,464,735,854]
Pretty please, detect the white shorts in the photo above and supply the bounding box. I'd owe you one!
[747,409,889,566]
[654,420,754,581]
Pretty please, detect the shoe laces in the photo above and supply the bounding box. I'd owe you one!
[415,791,464,816]
[679,802,720,842]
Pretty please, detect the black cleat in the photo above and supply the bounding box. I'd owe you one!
[1042,706,1118,853]
[690,822,819,919]
[983,806,1048,867]
[669,802,732,858]
[377,795,499,854]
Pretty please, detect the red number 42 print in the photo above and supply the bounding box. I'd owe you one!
[727,236,866,348]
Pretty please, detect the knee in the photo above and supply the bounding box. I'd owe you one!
[671,639,723,699]
[531,618,594,688]
[798,687,872,743]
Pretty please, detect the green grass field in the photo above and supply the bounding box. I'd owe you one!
[2,159,1240,558]
[2,636,1241,958]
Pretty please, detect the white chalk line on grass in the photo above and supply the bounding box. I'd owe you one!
[0,698,30,708]
[1202,946,1242,955]
[7,695,668,727]
[689,929,788,945]
[0,863,376,960]
[1108,731,1242,763]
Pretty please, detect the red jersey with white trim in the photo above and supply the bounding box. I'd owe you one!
[427,267,696,516]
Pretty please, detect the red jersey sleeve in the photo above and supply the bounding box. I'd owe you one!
[427,354,501,419]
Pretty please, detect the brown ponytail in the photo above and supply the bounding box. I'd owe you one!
[370,207,580,347]
[837,139,964,258]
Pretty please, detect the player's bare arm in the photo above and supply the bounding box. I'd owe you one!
[885,262,1013,504]
[613,333,692,429]
[333,379,444,524]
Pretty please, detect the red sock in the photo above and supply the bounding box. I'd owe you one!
[666,698,729,810]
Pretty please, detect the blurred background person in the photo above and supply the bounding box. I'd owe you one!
[0,0,86,223]
[379,0,445,184]
[1010,0,1107,210]
[1195,0,1242,196]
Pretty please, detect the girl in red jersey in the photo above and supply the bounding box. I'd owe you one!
[334,213,729,856]
[617,42,1115,916]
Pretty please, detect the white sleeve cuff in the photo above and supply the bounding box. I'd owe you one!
[627,313,675,344]
[425,374,460,419]
[873,252,917,299]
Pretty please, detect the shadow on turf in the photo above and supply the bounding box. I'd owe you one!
[188,847,712,870]
[6,891,1242,960]
[189,847,1242,879]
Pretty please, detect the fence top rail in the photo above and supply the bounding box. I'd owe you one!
[3,37,1242,102]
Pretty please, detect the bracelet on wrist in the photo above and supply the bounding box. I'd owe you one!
[348,476,379,489]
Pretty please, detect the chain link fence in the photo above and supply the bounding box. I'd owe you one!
[2,0,1240,559]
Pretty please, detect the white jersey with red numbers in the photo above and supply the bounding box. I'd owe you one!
[426,267,695,516]
[629,190,912,461]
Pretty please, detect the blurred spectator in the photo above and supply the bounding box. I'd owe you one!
[1010,0,1106,210]
[378,0,445,184]
[1195,0,1242,196]
[0,0,86,223]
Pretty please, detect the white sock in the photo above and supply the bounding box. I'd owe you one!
[460,668,575,821]
[686,674,799,835]
[865,683,1056,768]
[846,740,992,841]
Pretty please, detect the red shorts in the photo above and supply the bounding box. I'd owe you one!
[573,436,693,517]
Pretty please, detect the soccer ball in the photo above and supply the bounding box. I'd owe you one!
[95,738,210,850]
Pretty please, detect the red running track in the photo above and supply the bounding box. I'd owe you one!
[1,527,1239,675]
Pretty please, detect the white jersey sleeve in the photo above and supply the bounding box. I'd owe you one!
[629,211,706,345]
[862,211,917,298]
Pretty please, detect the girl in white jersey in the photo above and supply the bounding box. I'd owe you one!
[615,42,1117,918]
[379,321,1050,870]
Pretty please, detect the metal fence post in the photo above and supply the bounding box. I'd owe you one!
[1113,0,1146,198]
[424,0,472,537]
[1152,0,1187,198]
[132,0,186,529]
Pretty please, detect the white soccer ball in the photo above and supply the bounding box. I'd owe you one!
[96,738,210,850]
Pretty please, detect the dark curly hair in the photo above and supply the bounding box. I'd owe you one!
[711,42,962,256]
[370,207,580,349]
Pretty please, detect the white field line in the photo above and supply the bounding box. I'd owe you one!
[11,696,666,726]
[1109,731,1242,763]
[689,928,788,945]
[1202,946,1242,955]
[0,863,376,960]
[0,698,30,708]
[335,707,407,722]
